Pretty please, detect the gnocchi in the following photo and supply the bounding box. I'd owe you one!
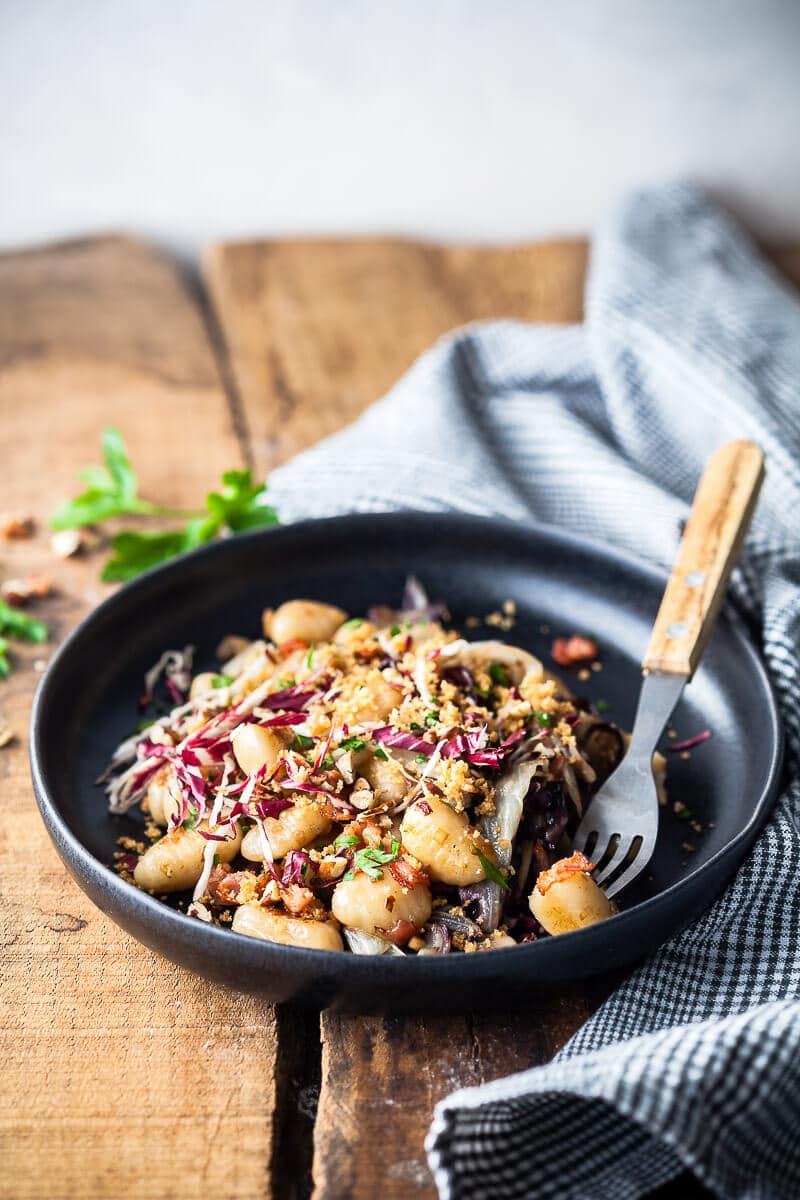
[107,585,651,954]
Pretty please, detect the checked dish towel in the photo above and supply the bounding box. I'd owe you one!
[269,183,800,1200]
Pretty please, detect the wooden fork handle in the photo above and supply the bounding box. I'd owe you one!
[643,439,765,677]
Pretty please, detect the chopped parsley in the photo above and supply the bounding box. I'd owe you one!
[334,832,361,851]
[596,699,611,714]
[339,735,367,753]
[350,839,401,881]
[182,807,199,830]
[489,661,509,687]
[473,847,510,890]
[415,753,428,763]
[372,745,389,760]
[341,618,363,630]
[292,732,315,752]
[212,854,221,867]
[425,711,440,726]
[390,624,401,637]
[211,672,234,688]
[305,645,315,669]
[536,711,552,728]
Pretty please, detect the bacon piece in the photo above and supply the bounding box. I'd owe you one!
[382,918,417,947]
[278,638,309,658]
[551,635,599,667]
[536,851,594,895]
[207,865,265,906]
[389,856,429,889]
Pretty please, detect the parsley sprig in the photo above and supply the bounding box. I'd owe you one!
[50,428,279,582]
[0,602,48,678]
[345,838,401,881]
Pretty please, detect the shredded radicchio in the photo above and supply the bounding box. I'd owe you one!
[667,729,712,752]
[400,575,446,621]
[372,726,436,756]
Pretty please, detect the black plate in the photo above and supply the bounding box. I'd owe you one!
[30,514,783,1012]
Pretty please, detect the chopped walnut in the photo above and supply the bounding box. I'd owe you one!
[1,574,52,605]
[1,513,34,540]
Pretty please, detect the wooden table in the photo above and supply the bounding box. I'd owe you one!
[2,232,798,1200]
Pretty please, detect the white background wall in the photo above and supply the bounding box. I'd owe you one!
[4,0,800,260]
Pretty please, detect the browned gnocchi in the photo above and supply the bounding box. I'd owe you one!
[106,582,648,954]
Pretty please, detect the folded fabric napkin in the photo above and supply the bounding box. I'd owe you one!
[269,183,800,1200]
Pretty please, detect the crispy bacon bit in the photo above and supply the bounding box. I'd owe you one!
[384,894,396,913]
[416,800,432,815]
[207,865,266,906]
[281,884,316,915]
[382,918,418,947]
[1,574,52,606]
[278,638,309,658]
[361,822,384,849]
[0,513,34,540]
[389,856,429,889]
[551,635,599,667]
[536,851,595,895]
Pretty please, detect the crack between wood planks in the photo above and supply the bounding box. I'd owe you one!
[181,259,255,473]
[269,1005,322,1200]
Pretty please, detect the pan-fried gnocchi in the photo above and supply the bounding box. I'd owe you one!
[107,581,664,953]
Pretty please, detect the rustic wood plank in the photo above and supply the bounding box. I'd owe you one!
[206,231,800,1200]
[0,235,277,1200]
[204,237,587,479]
[205,238,800,485]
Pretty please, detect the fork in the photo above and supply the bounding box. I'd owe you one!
[572,440,765,899]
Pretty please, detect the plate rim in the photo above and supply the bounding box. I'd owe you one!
[29,511,785,977]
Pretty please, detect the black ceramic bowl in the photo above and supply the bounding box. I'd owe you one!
[30,514,783,1012]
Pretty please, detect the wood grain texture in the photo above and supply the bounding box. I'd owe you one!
[644,439,765,676]
[204,237,588,476]
[0,235,277,1200]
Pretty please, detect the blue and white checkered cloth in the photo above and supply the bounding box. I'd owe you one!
[270,184,800,1200]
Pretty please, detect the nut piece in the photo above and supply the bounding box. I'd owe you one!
[1,574,52,606]
[51,529,83,558]
[1,513,34,540]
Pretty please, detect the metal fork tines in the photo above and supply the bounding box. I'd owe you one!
[573,672,686,899]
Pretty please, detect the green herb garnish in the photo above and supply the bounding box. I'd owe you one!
[341,618,363,630]
[211,673,234,689]
[212,854,221,867]
[0,604,48,680]
[352,839,400,880]
[425,711,440,726]
[389,624,401,637]
[0,601,48,645]
[473,847,510,890]
[489,661,509,687]
[415,753,428,763]
[334,833,361,851]
[339,735,367,753]
[51,429,278,581]
[536,711,552,728]
[305,645,315,669]
[372,745,389,760]
[292,733,315,752]
[182,807,199,830]
[596,699,610,714]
